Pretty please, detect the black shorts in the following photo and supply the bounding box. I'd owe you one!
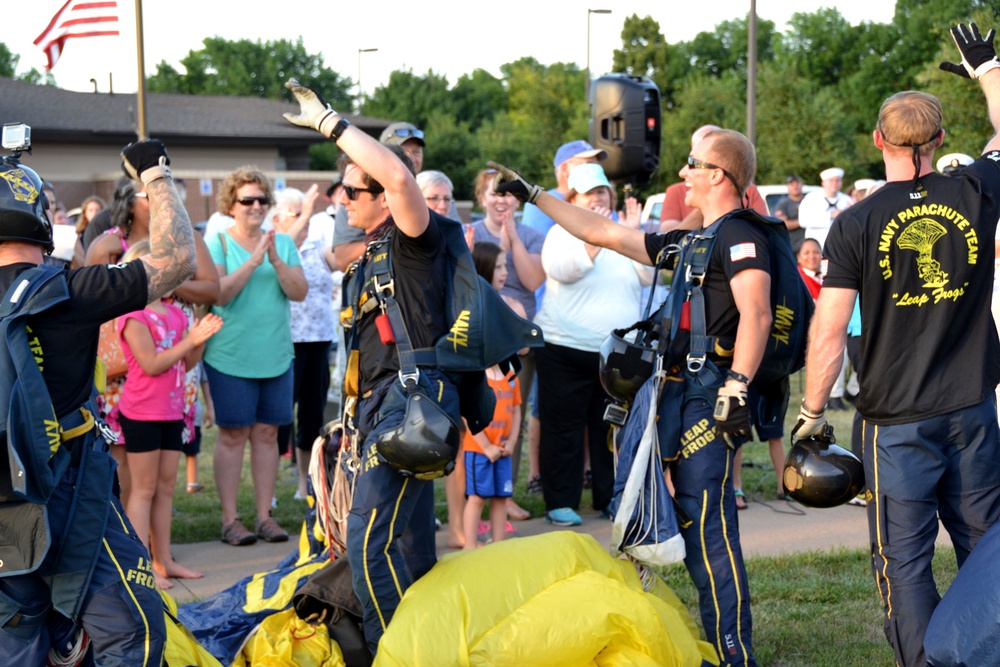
[748,376,790,441]
[182,426,202,457]
[118,414,184,454]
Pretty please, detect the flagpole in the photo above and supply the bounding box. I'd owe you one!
[134,0,148,140]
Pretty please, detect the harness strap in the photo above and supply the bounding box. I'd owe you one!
[59,407,95,442]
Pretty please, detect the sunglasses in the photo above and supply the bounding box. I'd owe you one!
[344,184,384,200]
[389,128,425,140]
[686,156,741,193]
[235,196,270,207]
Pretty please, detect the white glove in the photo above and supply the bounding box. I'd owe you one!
[283,78,340,137]
[791,403,828,442]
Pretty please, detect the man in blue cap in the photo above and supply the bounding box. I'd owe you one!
[521,140,608,236]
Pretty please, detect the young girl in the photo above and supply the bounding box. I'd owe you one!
[117,241,224,589]
[460,242,525,548]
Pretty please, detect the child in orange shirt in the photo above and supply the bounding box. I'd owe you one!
[462,365,521,548]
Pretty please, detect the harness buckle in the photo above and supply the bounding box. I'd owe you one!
[686,352,706,373]
[398,368,420,389]
[374,274,394,302]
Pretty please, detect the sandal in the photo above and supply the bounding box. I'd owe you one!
[221,518,258,546]
[526,476,543,494]
[256,515,289,543]
[735,489,748,510]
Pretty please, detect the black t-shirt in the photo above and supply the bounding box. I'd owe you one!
[645,214,771,363]
[823,155,1000,424]
[0,260,148,417]
[354,212,449,394]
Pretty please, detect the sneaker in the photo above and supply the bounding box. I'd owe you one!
[256,516,290,543]
[847,494,867,507]
[221,518,258,546]
[599,507,614,521]
[545,508,583,526]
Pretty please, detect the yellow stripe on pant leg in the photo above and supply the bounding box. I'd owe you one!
[699,487,723,660]
[101,533,152,667]
[363,508,387,631]
[719,449,750,664]
[383,478,409,598]
[871,425,894,618]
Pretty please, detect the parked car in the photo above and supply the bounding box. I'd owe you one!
[756,184,820,215]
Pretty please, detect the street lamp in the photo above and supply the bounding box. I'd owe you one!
[357,47,378,113]
[586,8,612,100]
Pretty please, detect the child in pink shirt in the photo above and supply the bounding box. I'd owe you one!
[117,241,223,590]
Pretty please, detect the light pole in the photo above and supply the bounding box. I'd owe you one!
[586,8,612,101]
[357,47,378,113]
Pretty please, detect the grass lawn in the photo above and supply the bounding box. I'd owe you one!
[168,371,960,665]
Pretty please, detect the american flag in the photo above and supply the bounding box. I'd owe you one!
[729,243,757,262]
[34,1,120,71]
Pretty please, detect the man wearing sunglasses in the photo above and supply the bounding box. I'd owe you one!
[331,122,427,272]
[489,127,768,667]
[660,124,768,232]
[283,80,462,656]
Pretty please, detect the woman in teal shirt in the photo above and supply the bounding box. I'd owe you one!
[205,166,307,546]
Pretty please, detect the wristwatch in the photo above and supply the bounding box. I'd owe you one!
[726,369,750,385]
[331,117,351,141]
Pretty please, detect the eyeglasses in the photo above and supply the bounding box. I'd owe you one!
[235,196,270,207]
[389,128,424,140]
[133,192,148,199]
[343,184,384,201]
[686,156,741,193]
[425,196,453,204]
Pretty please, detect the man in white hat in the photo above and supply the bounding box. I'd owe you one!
[936,152,975,174]
[798,167,854,248]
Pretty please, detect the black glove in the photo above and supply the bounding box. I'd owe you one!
[940,22,1000,79]
[283,78,340,137]
[486,161,544,205]
[713,383,751,448]
[121,139,170,185]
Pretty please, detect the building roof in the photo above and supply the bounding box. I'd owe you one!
[0,77,388,146]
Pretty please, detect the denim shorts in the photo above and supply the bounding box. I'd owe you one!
[203,362,294,429]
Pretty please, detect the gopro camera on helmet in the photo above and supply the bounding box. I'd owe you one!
[2,123,31,155]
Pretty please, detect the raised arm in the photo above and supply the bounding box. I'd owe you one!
[283,79,428,238]
[121,141,197,303]
[939,22,1000,153]
[489,162,653,266]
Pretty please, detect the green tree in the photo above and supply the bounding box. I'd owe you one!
[364,69,453,128]
[451,69,508,132]
[1,42,17,78]
[147,37,352,107]
[612,15,686,108]
[686,16,776,81]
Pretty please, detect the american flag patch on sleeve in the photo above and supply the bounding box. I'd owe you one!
[730,243,757,262]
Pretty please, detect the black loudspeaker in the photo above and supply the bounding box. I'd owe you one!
[589,74,662,183]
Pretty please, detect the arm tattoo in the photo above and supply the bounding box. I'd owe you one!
[141,178,197,302]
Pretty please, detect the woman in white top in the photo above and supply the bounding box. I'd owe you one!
[533,163,651,526]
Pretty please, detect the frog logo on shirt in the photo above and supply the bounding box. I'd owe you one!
[878,202,978,307]
[897,219,949,288]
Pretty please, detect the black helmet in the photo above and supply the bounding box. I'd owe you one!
[783,433,864,508]
[0,158,53,253]
[599,323,658,402]
[375,393,460,479]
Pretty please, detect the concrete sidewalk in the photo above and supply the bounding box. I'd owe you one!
[166,498,952,606]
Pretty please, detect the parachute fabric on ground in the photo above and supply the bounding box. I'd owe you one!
[177,549,328,665]
[608,374,685,568]
[374,531,718,666]
[232,608,346,667]
[924,519,1000,667]
[160,590,223,667]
